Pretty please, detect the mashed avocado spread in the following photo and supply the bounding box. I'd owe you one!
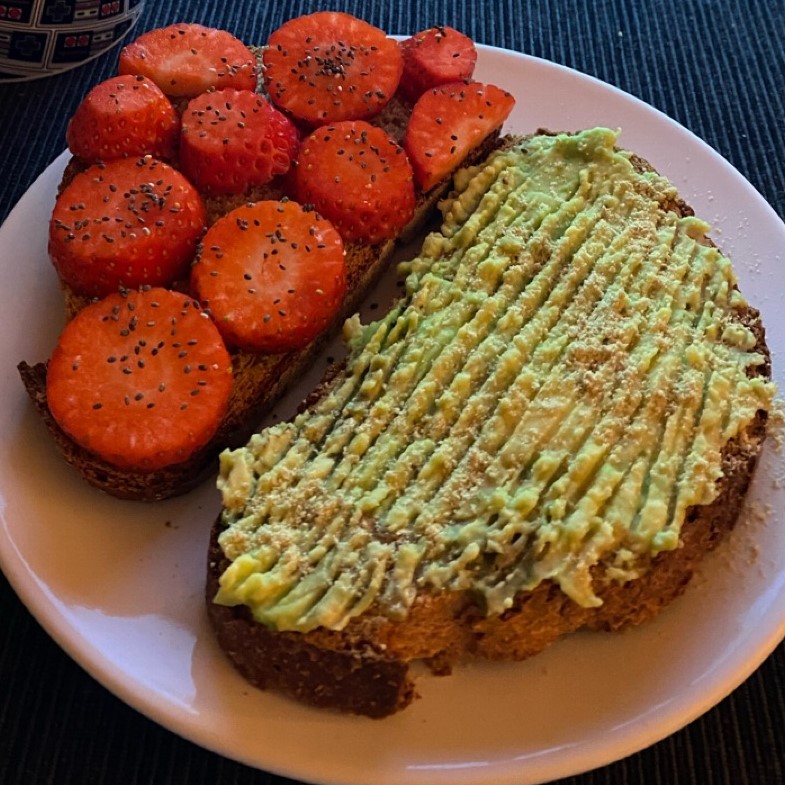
[215,128,775,633]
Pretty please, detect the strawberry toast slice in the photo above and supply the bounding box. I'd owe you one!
[19,15,514,500]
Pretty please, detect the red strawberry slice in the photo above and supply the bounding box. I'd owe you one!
[292,120,416,245]
[118,23,257,99]
[179,89,300,197]
[49,157,207,298]
[66,74,179,163]
[262,11,403,124]
[46,287,233,471]
[404,81,515,191]
[398,26,478,103]
[191,200,347,353]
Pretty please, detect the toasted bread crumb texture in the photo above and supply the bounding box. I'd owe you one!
[215,128,775,633]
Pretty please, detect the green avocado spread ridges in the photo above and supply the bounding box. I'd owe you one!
[214,127,774,633]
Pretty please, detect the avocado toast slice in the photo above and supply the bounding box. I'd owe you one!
[206,128,775,717]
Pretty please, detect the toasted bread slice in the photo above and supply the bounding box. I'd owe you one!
[205,129,774,717]
[17,116,506,500]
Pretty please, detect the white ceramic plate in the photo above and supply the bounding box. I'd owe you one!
[1,45,784,785]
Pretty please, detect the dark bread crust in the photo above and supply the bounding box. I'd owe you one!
[17,104,504,500]
[206,530,416,717]
[205,139,773,716]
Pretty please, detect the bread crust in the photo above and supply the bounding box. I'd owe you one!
[205,138,773,717]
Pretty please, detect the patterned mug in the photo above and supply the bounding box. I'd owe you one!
[0,0,145,82]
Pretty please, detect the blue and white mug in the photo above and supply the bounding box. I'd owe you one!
[0,0,145,82]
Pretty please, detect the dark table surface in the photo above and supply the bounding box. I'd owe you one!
[1,1,783,784]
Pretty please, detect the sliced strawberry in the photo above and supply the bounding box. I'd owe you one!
[262,11,402,125]
[66,74,179,163]
[179,89,299,197]
[404,81,515,191]
[118,23,257,99]
[398,26,477,103]
[191,200,346,353]
[49,157,207,298]
[292,121,415,244]
[46,287,233,471]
